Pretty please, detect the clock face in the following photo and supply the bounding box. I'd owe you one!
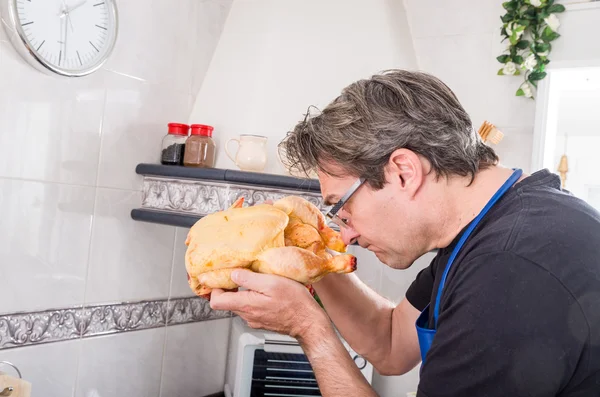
[9,0,117,76]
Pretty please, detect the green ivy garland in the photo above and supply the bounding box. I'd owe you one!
[497,0,566,99]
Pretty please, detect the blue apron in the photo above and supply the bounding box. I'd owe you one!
[415,168,523,364]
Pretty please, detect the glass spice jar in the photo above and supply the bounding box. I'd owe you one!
[183,124,216,168]
[161,123,189,165]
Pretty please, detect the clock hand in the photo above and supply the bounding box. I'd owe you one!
[63,7,69,65]
[59,0,87,17]
[58,7,66,65]
[67,0,87,14]
[60,0,68,15]
[60,0,80,33]
[67,11,74,33]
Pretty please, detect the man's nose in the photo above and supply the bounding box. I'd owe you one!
[341,226,360,246]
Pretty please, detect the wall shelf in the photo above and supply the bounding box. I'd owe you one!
[130,164,326,230]
[134,163,321,192]
[131,208,203,228]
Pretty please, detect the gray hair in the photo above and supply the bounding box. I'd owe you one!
[279,70,499,189]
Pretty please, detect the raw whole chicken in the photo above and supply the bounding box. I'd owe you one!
[185,196,356,298]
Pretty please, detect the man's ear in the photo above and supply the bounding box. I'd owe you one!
[387,148,425,199]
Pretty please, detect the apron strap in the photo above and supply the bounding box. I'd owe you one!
[432,168,523,328]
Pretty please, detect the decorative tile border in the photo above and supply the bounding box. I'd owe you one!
[0,297,230,350]
[141,177,327,217]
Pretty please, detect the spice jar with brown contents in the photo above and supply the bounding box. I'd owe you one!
[183,124,216,168]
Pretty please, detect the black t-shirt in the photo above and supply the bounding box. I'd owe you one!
[406,169,600,397]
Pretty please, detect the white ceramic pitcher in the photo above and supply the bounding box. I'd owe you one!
[225,134,268,172]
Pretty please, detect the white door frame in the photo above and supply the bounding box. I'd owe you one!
[530,60,600,172]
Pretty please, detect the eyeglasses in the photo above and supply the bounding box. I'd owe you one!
[325,178,366,229]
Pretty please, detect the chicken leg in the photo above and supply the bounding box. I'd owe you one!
[196,246,356,295]
[251,246,356,285]
[273,196,346,252]
[283,221,332,258]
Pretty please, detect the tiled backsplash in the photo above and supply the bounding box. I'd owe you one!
[86,188,177,304]
[0,0,233,396]
[0,318,232,397]
[0,179,96,313]
[0,297,229,350]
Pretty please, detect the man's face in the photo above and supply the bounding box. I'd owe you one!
[319,165,430,269]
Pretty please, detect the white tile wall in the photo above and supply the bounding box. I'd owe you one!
[191,0,235,97]
[347,245,383,291]
[84,188,176,304]
[95,73,193,191]
[551,4,600,64]
[413,33,494,130]
[0,50,105,186]
[160,318,232,397]
[404,0,497,39]
[75,328,166,397]
[0,0,233,396]
[379,252,436,304]
[349,248,435,305]
[0,179,95,313]
[0,340,80,397]
[103,0,193,93]
[170,228,196,298]
[0,20,8,42]
[494,126,535,172]
[372,366,421,397]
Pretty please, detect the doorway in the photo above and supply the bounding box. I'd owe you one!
[532,66,600,211]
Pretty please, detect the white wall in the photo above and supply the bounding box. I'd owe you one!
[0,1,232,396]
[551,3,600,66]
[189,0,418,175]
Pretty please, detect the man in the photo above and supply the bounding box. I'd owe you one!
[208,70,600,396]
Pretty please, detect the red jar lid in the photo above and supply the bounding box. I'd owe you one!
[191,124,214,137]
[168,123,190,136]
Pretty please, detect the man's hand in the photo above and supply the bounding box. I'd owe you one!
[204,269,326,338]
[207,269,378,397]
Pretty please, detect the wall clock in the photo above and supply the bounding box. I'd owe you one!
[0,0,118,77]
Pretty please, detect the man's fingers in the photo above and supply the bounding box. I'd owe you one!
[199,269,288,312]
[209,287,239,296]
[210,288,225,298]
[231,269,281,294]
[209,288,246,312]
